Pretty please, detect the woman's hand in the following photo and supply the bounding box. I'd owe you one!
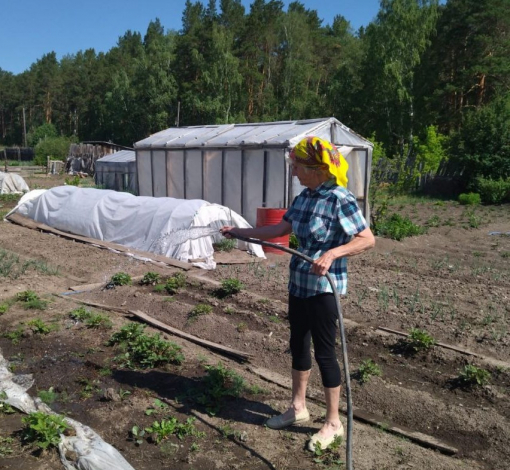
[310,250,336,276]
[220,226,237,239]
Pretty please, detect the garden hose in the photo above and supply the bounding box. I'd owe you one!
[225,232,354,470]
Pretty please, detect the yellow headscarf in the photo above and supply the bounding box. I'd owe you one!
[289,136,348,188]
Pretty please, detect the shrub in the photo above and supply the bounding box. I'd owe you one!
[408,328,436,352]
[374,214,424,241]
[458,365,491,387]
[357,359,382,384]
[458,193,481,205]
[474,177,510,205]
[34,135,78,166]
[21,412,70,449]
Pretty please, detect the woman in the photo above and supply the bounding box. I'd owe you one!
[221,136,375,451]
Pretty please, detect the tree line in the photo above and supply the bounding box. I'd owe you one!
[0,0,508,189]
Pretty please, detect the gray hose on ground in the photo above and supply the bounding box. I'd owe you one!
[227,233,353,470]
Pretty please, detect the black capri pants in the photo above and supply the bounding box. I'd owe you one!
[288,293,341,388]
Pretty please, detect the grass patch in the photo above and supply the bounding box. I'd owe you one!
[374,214,424,241]
[213,239,237,252]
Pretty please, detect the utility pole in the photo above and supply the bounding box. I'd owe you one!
[22,107,27,147]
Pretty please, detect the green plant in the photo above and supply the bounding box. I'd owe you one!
[188,303,213,322]
[38,387,59,405]
[501,251,510,258]
[16,290,39,302]
[153,284,165,293]
[4,327,24,345]
[27,319,53,335]
[69,306,92,321]
[289,232,299,249]
[357,359,382,384]
[16,290,48,310]
[220,278,244,296]
[109,272,132,286]
[65,175,81,186]
[196,363,246,415]
[236,322,247,333]
[108,323,184,369]
[21,412,70,449]
[213,239,237,252]
[426,215,441,227]
[164,272,187,295]
[130,425,146,446]
[458,192,481,205]
[474,177,510,205]
[0,303,9,315]
[408,328,436,352]
[0,435,14,456]
[0,391,16,414]
[145,417,203,444]
[458,365,491,387]
[85,313,112,329]
[374,213,424,241]
[140,272,161,286]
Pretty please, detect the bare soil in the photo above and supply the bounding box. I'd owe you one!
[1,176,509,470]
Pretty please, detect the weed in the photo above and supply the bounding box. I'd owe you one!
[140,272,161,286]
[0,303,9,315]
[355,287,369,307]
[357,359,382,384]
[458,365,491,387]
[236,322,247,333]
[377,286,389,312]
[108,272,132,287]
[16,290,39,302]
[145,398,169,416]
[108,323,184,369]
[164,272,187,295]
[4,327,24,345]
[188,304,213,323]
[268,315,281,323]
[408,328,436,352]
[38,387,59,405]
[77,377,101,399]
[223,306,235,315]
[426,215,441,227]
[65,175,81,186]
[0,391,16,414]
[0,436,14,456]
[27,319,54,335]
[153,284,166,293]
[21,412,70,449]
[213,239,237,252]
[466,210,480,228]
[472,251,485,258]
[99,367,112,376]
[501,251,510,258]
[312,435,344,466]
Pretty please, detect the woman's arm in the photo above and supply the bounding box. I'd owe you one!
[220,219,293,241]
[311,227,375,276]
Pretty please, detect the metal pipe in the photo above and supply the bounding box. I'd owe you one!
[227,232,353,470]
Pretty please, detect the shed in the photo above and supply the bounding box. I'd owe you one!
[94,150,137,193]
[134,118,373,226]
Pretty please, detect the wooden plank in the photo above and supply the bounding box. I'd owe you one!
[250,366,458,456]
[56,295,253,362]
[7,213,191,271]
[128,309,254,362]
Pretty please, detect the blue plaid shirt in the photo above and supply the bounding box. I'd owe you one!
[283,179,368,298]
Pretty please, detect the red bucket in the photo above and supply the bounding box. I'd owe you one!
[256,208,289,255]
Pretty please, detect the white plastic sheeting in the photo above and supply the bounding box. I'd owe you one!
[0,349,135,470]
[8,186,265,268]
[0,171,29,194]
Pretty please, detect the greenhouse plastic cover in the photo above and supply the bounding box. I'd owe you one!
[0,171,29,194]
[8,186,265,268]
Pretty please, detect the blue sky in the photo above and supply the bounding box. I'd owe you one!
[1,0,381,75]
